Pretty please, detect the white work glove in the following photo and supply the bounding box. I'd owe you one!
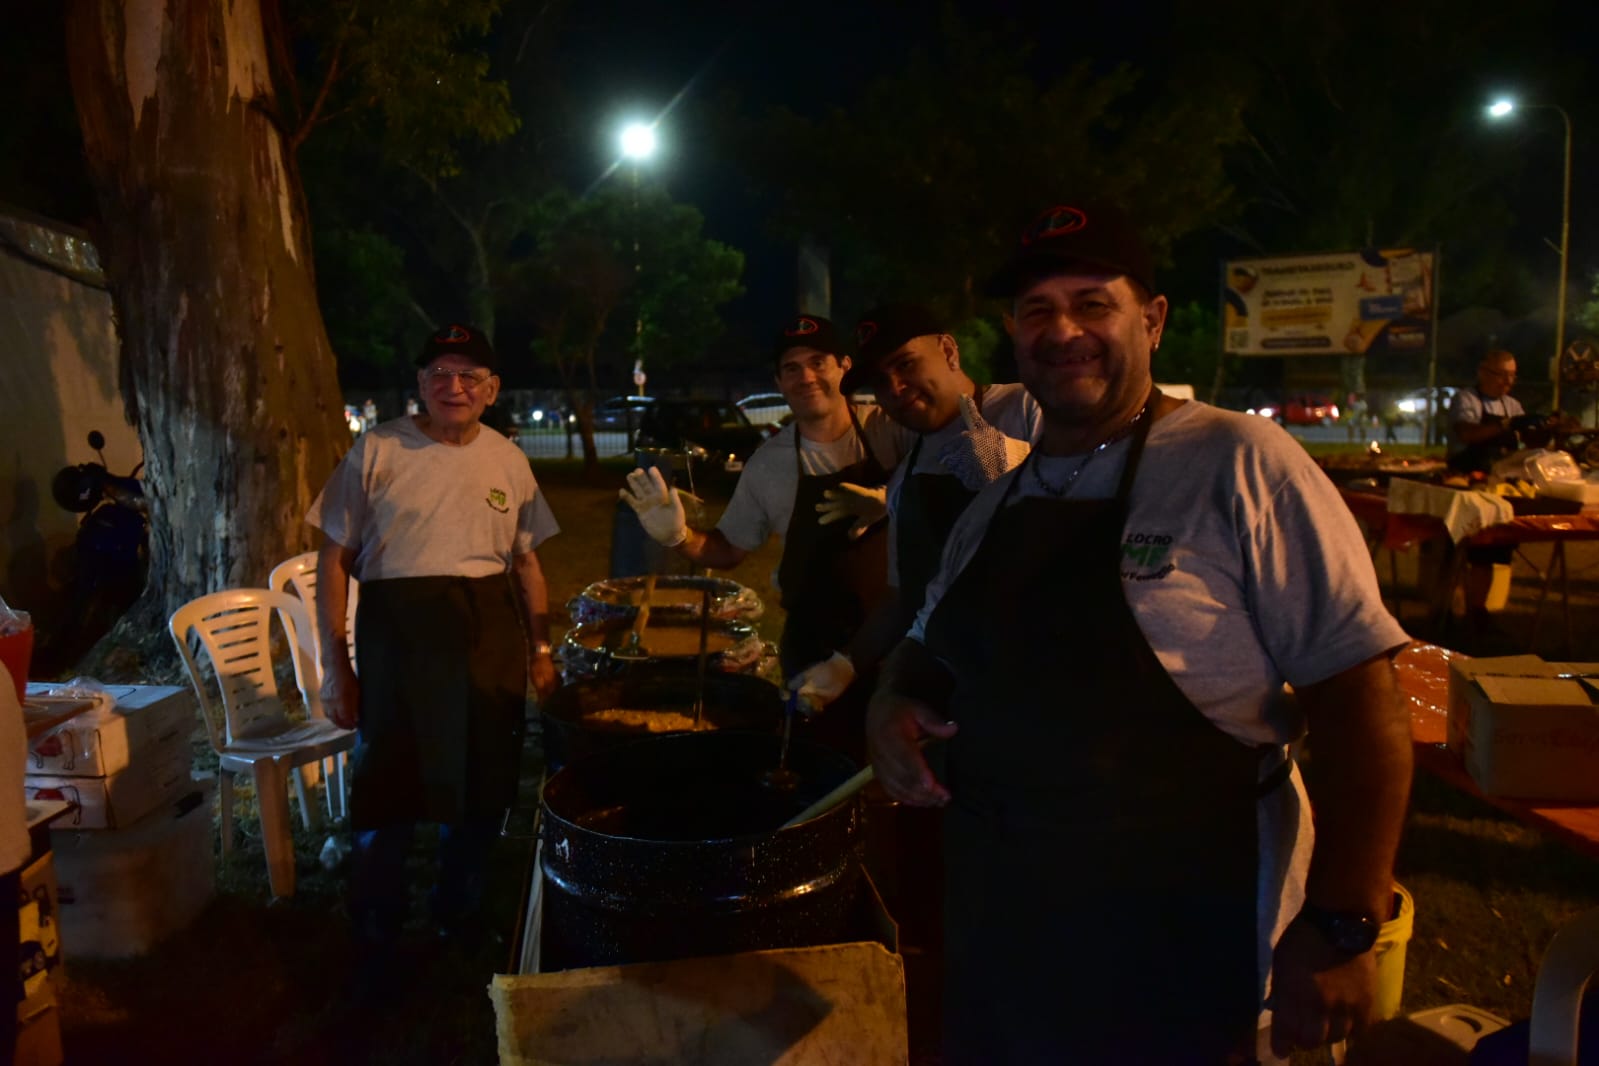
[815,482,888,540]
[619,467,689,547]
[789,651,856,716]
[936,393,1032,492]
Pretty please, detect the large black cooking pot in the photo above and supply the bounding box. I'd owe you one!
[538,665,784,771]
[538,730,864,970]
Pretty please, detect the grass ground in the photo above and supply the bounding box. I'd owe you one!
[46,453,1599,1064]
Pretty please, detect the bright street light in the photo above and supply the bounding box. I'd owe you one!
[1487,96,1575,412]
[619,122,657,161]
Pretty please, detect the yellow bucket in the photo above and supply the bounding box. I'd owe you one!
[1373,883,1415,1021]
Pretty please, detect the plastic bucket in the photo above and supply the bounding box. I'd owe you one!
[1373,883,1415,1021]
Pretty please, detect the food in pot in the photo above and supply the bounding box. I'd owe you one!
[579,708,716,733]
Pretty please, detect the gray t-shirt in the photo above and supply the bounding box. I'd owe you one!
[715,404,912,553]
[885,382,1043,587]
[910,400,1408,747]
[307,417,559,581]
[1447,387,1525,460]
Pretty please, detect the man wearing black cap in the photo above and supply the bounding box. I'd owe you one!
[867,205,1413,1062]
[620,314,909,750]
[787,302,1041,713]
[309,322,562,980]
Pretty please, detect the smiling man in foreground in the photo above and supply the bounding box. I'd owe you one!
[866,203,1414,1063]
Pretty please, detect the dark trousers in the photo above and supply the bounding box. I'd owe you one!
[348,817,499,946]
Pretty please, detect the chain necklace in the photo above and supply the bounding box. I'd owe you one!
[1030,404,1150,498]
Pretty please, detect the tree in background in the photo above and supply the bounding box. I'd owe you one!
[61,0,515,667]
[506,183,744,469]
[717,11,1245,326]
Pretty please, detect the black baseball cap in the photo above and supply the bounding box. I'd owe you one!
[773,314,846,363]
[416,323,498,371]
[985,202,1156,298]
[851,303,948,385]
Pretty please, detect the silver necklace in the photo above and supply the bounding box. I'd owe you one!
[1031,405,1149,498]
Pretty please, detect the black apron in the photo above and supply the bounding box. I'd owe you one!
[1448,390,1517,474]
[895,386,988,615]
[351,574,527,829]
[922,399,1277,1064]
[775,407,891,675]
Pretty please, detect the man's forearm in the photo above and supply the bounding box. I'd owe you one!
[511,550,552,648]
[1297,653,1414,921]
[675,527,750,571]
[315,541,355,673]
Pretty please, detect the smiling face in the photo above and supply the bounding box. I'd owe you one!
[870,334,966,433]
[418,353,500,431]
[774,346,851,420]
[1006,273,1167,449]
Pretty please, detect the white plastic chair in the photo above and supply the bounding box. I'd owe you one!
[269,551,358,819]
[169,588,357,899]
[268,551,359,674]
[1530,906,1599,1066]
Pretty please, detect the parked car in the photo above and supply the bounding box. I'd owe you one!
[735,392,791,426]
[1283,396,1341,425]
[1389,387,1457,424]
[634,400,768,475]
[591,395,657,437]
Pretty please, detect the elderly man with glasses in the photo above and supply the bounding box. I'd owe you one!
[308,323,561,990]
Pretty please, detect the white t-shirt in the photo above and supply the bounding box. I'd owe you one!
[307,418,559,580]
[885,382,1043,587]
[715,404,912,553]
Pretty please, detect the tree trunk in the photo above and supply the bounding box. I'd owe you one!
[65,0,348,674]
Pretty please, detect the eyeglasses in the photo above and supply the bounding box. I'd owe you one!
[424,367,494,390]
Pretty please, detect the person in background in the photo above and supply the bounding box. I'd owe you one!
[1447,350,1525,475]
[867,201,1413,1063]
[619,314,911,757]
[788,302,1040,714]
[0,663,25,1064]
[309,323,560,990]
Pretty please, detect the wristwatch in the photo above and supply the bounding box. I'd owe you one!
[1295,903,1380,954]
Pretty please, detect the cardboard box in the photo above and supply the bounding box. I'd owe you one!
[16,851,61,998]
[15,982,62,1066]
[23,684,191,778]
[492,845,906,1065]
[52,785,215,959]
[24,732,193,829]
[1446,654,1599,800]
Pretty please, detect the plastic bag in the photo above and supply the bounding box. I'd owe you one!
[35,676,110,701]
[1490,448,1582,488]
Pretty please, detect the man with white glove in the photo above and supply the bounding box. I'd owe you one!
[618,313,912,755]
[787,303,1042,715]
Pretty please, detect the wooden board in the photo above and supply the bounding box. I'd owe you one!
[490,941,907,1066]
[22,698,94,740]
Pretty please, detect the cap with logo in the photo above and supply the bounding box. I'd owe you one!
[850,303,948,387]
[772,314,846,364]
[985,202,1156,298]
[417,323,498,372]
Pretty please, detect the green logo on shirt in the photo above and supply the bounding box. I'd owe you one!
[1121,531,1175,581]
[486,487,510,513]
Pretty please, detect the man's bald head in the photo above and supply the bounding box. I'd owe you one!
[1477,350,1517,400]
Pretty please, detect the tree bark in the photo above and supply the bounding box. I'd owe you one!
[65,0,348,673]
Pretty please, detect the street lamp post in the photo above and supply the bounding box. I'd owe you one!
[619,122,657,398]
[1487,98,1575,413]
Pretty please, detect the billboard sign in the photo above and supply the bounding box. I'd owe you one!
[1223,249,1434,357]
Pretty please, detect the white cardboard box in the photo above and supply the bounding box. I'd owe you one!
[1446,654,1599,800]
[23,684,192,778]
[24,733,193,829]
[52,784,215,959]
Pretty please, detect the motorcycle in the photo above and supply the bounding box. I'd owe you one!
[48,431,149,662]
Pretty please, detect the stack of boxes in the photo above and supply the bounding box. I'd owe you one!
[1446,655,1599,801]
[21,684,215,960]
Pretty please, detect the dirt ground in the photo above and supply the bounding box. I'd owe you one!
[45,458,1599,1065]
